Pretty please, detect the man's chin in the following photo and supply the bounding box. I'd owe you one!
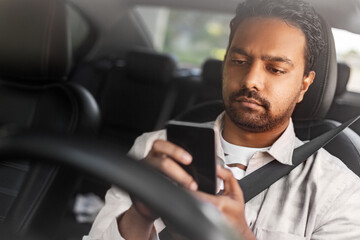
[232,118,273,133]
[226,109,282,133]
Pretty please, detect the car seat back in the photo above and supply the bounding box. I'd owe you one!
[99,50,178,149]
[326,62,360,134]
[0,0,100,238]
[195,58,223,104]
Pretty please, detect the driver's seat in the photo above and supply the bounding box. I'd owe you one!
[175,16,360,176]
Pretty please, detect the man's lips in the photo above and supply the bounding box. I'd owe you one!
[236,97,263,107]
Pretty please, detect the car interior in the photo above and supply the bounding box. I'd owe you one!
[0,0,359,239]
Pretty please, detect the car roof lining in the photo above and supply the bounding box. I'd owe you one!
[125,0,360,34]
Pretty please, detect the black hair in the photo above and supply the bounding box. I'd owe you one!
[228,0,326,75]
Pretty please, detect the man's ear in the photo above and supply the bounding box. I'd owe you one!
[297,71,315,103]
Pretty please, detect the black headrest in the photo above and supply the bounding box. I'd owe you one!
[292,16,337,121]
[202,59,223,86]
[125,50,177,85]
[335,62,350,97]
[0,0,70,82]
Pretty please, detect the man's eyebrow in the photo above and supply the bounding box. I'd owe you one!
[229,47,250,57]
[230,47,294,67]
[261,55,294,67]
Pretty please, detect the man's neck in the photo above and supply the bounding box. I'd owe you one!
[222,114,290,148]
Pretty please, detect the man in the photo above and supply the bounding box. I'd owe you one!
[85,0,360,239]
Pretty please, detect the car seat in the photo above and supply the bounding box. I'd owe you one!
[98,50,178,150]
[326,62,360,134]
[0,0,101,238]
[194,58,223,104]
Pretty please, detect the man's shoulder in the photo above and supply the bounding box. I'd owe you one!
[308,148,360,226]
[307,147,360,190]
[282,147,360,219]
[316,148,356,174]
[293,136,359,182]
[285,142,360,204]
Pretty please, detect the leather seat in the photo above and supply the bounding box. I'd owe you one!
[99,50,178,150]
[0,0,100,238]
[326,62,360,135]
[195,58,223,104]
[175,16,360,176]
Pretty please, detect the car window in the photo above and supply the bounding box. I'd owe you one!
[67,4,95,61]
[135,6,231,68]
[332,28,360,93]
[136,6,360,94]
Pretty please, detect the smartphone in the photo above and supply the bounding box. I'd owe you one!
[166,120,216,194]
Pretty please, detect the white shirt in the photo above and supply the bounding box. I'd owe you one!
[84,113,360,240]
[220,131,269,180]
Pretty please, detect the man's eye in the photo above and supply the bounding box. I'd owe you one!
[231,59,247,65]
[267,66,286,74]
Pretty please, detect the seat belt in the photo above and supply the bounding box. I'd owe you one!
[239,115,360,203]
[160,115,359,239]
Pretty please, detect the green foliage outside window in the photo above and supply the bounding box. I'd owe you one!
[161,10,231,66]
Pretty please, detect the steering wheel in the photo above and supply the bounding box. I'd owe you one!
[0,133,240,240]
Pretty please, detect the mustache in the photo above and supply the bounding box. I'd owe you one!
[229,88,270,110]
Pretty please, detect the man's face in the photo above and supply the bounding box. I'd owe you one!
[222,17,314,132]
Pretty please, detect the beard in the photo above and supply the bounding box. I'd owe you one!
[224,88,300,132]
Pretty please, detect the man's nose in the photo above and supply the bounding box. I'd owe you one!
[242,62,265,91]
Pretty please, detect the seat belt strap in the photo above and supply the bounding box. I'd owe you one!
[239,115,360,203]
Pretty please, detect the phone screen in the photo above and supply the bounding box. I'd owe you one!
[167,120,216,194]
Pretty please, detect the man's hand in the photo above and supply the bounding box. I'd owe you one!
[196,165,256,240]
[130,139,198,220]
[118,139,198,239]
[143,139,198,190]
[117,204,157,240]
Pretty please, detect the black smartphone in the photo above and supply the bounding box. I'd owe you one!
[166,120,216,194]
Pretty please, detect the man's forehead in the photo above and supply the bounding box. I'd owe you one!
[230,17,306,63]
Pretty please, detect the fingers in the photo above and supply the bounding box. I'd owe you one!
[195,189,254,240]
[194,166,252,239]
[194,191,240,221]
[143,139,198,191]
[154,155,198,190]
[216,165,244,201]
[195,191,219,205]
[149,139,192,165]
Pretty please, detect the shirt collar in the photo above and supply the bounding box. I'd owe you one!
[266,119,296,165]
[212,112,296,166]
[213,112,226,162]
